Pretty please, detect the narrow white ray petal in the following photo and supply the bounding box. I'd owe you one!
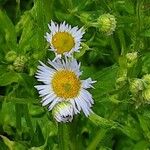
[77,97,90,116]
[70,100,79,114]
[74,97,81,112]
[82,78,96,89]
[48,98,61,110]
[42,93,57,106]
[82,89,94,104]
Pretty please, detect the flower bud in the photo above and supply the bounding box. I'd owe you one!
[98,13,116,35]
[52,102,74,123]
[130,79,144,94]
[142,74,150,85]
[142,87,150,102]
[5,51,17,63]
[13,56,27,72]
[126,52,137,63]
[116,76,127,88]
[126,52,138,67]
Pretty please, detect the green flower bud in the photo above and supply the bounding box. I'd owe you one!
[130,79,144,94]
[5,51,17,62]
[126,52,138,67]
[126,52,138,62]
[142,74,150,85]
[13,56,27,72]
[142,87,150,102]
[98,13,116,35]
[52,102,74,123]
[116,76,127,88]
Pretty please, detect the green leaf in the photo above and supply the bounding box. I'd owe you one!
[0,135,27,150]
[140,29,150,37]
[0,72,20,86]
[119,125,142,141]
[31,123,45,147]
[133,140,150,150]
[92,65,118,99]
[1,96,38,104]
[89,113,118,128]
[0,10,17,50]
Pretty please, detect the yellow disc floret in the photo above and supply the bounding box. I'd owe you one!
[52,32,75,54]
[52,70,81,99]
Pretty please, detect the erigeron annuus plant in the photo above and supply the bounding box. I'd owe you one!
[1,1,150,149]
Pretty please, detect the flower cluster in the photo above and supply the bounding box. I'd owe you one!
[5,51,27,72]
[35,21,96,123]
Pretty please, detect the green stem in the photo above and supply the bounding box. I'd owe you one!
[58,123,70,150]
[69,117,79,150]
[110,35,119,61]
[117,30,126,55]
[15,104,22,131]
[89,112,118,128]
[87,129,107,150]
[134,0,143,50]
[23,104,34,135]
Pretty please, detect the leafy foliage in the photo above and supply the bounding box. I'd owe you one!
[0,0,150,149]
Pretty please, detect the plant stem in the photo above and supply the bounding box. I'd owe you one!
[15,104,22,131]
[89,112,118,128]
[110,35,119,61]
[117,30,126,55]
[87,129,108,150]
[58,123,70,150]
[24,104,34,135]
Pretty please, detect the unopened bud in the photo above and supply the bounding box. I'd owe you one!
[13,56,27,72]
[130,79,144,94]
[5,51,17,63]
[126,52,137,62]
[142,87,150,102]
[126,52,138,67]
[52,102,74,123]
[98,13,116,35]
[142,74,150,85]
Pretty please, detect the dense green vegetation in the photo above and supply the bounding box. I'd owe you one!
[1,0,150,149]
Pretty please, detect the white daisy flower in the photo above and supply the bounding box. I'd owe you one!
[52,101,74,123]
[45,20,85,59]
[35,58,96,117]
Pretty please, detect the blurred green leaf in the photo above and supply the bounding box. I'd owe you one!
[0,10,17,50]
[31,123,45,147]
[0,72,20,86]
[0,135,27,150]
[133,140,150,150]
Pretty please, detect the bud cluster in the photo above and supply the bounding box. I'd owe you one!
[116,52,138,89]
[129,74,150,105]
[5,51,27,72]
[126,52,138,68]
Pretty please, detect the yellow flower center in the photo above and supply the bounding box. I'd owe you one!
[52,32,75,54]
[51,70,81,99]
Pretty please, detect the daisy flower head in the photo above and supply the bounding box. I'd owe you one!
[45,20,85,59]
[35,58,96,118]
